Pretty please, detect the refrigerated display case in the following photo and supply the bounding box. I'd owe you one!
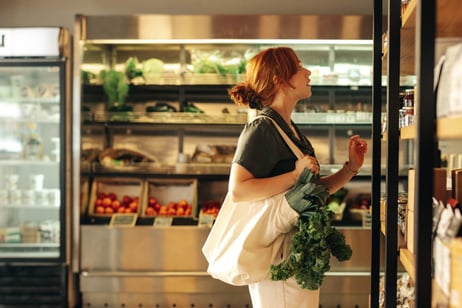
[0,27,72,307]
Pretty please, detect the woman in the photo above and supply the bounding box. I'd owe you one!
[227,47,368,307]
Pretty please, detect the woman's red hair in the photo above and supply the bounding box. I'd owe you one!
[228,47,300,109]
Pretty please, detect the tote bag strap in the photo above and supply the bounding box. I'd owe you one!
[254,115,304,160]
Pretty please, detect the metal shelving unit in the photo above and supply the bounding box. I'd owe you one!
[372,0,438,307]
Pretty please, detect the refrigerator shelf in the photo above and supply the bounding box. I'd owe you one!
[0,160,60,166]
[0,243,59,258]
[91,162,231,175]
[2,205,59,209]
[0,97,60,104]
[0,243,58,247]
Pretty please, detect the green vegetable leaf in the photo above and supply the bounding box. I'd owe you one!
[271,168,352,290]
[101,70,130,108]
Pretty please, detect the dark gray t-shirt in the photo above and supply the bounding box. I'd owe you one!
[232,107,316,178]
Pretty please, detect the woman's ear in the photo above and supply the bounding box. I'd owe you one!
[272,75,281,85]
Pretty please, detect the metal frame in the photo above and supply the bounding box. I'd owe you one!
[414,0,435,306]
[372,0,436,307]
[370,0,383,306]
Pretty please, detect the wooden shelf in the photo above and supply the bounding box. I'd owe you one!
[383,115,462,141]
[399,0,418,75]
[437,115,462,139]
[399,248,415,282]
[384,0,462,76]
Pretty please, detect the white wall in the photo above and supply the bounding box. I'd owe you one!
[0,0,378,33]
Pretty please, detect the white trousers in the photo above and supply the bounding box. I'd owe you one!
[248,277,320,308]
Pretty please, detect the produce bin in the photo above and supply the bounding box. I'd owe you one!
[142,178,197,217]
[88,177,145,217]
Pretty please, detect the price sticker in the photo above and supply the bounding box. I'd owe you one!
[198,214,215,227]
[153,217,173,228]
[110,213,138,227]
[362,212,372,227]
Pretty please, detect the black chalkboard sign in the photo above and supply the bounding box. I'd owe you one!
[109,214,138,227]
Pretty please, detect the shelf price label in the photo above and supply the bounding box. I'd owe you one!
[153,217,173,228]
[109,214,138,227]
[198,214,215,227]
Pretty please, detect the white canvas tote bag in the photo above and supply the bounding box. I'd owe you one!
[202,116,304,286]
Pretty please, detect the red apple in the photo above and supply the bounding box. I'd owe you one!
[159,205,167,215]
[153,203,161,212]
[97,192,106,199]
[148,196,157,207]
[95,206,105,214]
[107,192,117,201]
[145,207,156,216]
[117,206,126,213]
[102,197,112,207]
[111,199,121,211]
[122,195,132,206]
[167,207,177,216]
[176,207,185,216]
[129,201,138,212]
[177,199,188,209]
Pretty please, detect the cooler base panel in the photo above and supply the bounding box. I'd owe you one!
[80,274,370,308]
[82,293,252,308]
[0,263,68,307]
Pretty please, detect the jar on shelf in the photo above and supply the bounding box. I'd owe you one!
[401,0,410,17]
[404,89,414,108]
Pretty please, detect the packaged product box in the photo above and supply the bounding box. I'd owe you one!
[452,169,462,202]
[450,238,462,308]
[408,168,447,211]
[88,177,144,217]
[142,178,197,217]
[408,169,415,212]
[380,197,386,235]
[80,178,89,215]
[434,237,451,297]
[21,224,40,243]
[434,168,448,204]
[406,209,414,254]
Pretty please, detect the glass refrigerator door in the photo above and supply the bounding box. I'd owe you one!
[0,61,65,260]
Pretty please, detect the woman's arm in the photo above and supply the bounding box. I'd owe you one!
[319,135,368,194]
[228,155,320,202]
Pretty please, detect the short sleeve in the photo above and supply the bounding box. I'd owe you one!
[232,117,285,178]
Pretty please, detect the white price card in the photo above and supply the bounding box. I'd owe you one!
[198,214,215,227]
[153,217,173,228]
[110,213,138,227]
[362,212,372,227]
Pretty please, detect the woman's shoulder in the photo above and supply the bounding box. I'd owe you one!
[245,115,276,135]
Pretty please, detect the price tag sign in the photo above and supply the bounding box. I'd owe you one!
[198,214,215,227]
[153,217,173,228]
[362,212,372,227]
[109,214,138,227]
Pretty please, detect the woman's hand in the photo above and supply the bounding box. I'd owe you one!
[348,135,368,171]
[293,155,320,179]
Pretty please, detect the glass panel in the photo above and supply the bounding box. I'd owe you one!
[0,64,61,258]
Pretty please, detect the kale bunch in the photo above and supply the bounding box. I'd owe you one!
[270,168,352,290]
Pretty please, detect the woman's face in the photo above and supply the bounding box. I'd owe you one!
[288,63,312,99]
